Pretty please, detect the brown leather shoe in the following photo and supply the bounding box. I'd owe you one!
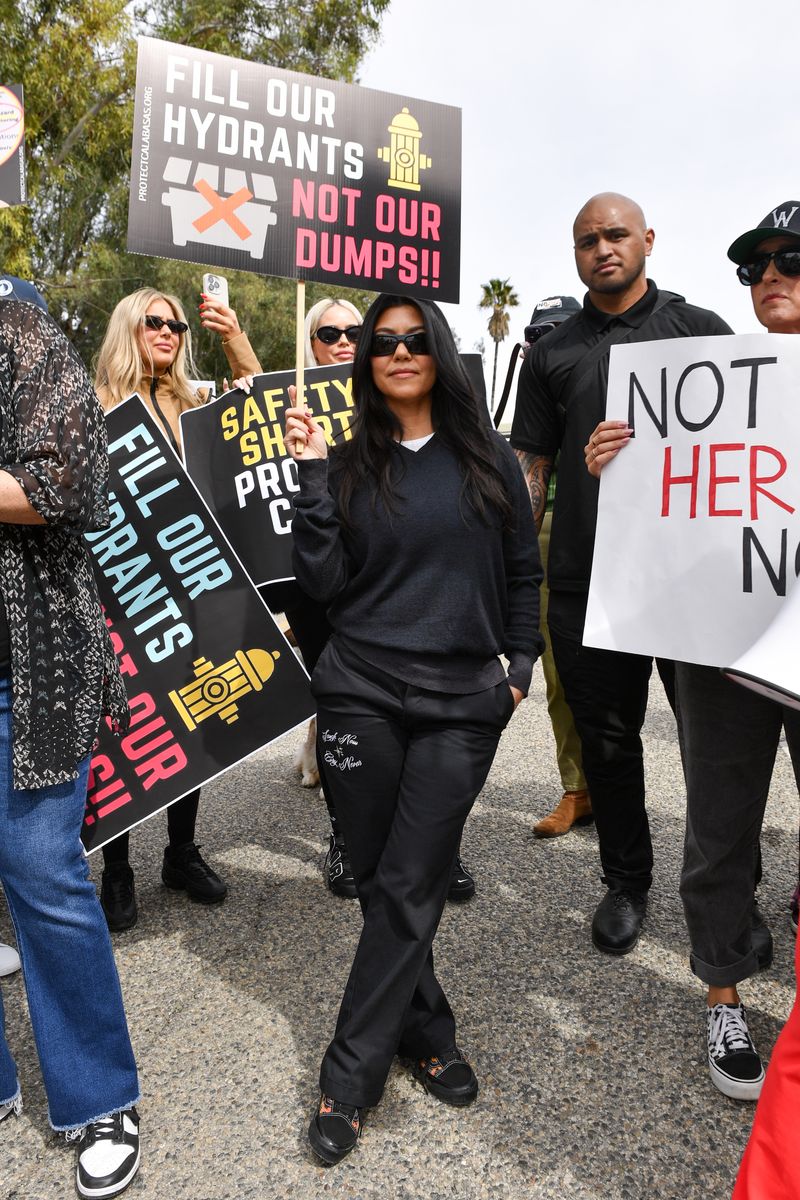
[533,790,593,838]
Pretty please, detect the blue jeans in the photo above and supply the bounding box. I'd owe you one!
[0,672,139,1129]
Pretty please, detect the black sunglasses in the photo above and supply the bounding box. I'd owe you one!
[370,331,429,357]
[736,249,800,287]
[313,324,361,345]
[144,314,189,334]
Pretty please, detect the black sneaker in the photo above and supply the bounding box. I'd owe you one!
[447,855,476,903]
[324,833,357,899]
[707,1003,765,1101]
[591,887,647,955]
[410,1046,478,1107]
[100,864,138,932]
[162,842,228,904]
[308,1094,362,1164]
[75,1106,140,1198]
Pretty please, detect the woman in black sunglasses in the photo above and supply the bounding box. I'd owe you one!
[285,293,542,1163]
[303,297,363,367]
[93,287,261,932]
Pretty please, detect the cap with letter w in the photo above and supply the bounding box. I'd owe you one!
[727,202,800,263]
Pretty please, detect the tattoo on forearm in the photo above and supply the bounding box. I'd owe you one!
[515,450,553,532]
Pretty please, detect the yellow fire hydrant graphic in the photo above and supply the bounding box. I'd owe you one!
[169,648,281,731]
[378,108,431,192]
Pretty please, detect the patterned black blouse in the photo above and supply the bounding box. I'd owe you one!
[0,299,128,789]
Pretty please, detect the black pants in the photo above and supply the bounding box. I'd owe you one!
[312,638,512,1107]
[102,789,200,865]
[677,662,800,986]
[548,591,676,894]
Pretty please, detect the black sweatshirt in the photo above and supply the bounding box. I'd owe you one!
[291,432,543,695]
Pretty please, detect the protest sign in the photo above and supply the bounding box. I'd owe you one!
[181,362,353,585]
[83,397,314,852]
[584,333,800,670]
[0,85,25,207]
[127,37,462,301]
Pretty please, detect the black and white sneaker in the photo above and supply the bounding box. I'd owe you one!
[447,855,476,903]
[75,1107,140,1198]
[0,1093,22,1122]
[707,1003,765,1101]
[324,833,357,899]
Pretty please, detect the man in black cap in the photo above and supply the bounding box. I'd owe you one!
[511,192,732,957]
[586,200,800,1104]
[519,296,594,838]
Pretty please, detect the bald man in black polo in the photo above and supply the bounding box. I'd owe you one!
[511,193,732,955]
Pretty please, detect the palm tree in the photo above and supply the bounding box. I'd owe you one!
[479,278,519,408]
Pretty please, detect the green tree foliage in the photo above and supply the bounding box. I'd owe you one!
[0,0,388,377]
[478,277,519,407]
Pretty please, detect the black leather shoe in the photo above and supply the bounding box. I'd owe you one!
[447,855,476,903]
[162,843,228,903]
[752,901,773,971]
[324,833,358,899]
[591,887,647,955]
[410,1046,478,1106]
[100,863,138,932]
[308,1095,362,1164]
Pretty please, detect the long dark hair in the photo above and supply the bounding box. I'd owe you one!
[335,294,512,527]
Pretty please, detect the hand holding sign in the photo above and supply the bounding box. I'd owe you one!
[585,419,633,478]
[285,385,328,461]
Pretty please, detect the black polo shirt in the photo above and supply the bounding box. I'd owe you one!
[511,280,732,593]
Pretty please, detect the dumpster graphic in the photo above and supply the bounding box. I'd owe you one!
[169,648,282,731]
[161,158,278,259]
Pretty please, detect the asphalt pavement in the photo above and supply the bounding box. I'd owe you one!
[2,668,797,1200]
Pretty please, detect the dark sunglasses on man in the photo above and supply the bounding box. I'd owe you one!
[736,249,800,287]
[313,324,361,345]
[144,314,189,334]
[370,331,429,357]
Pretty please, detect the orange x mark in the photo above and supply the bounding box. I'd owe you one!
[193,178,253,240]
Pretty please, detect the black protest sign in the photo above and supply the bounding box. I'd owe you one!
[181,363,353,585]
[127,37,461,301]
[82,397,313,853]
[0,85,25,207]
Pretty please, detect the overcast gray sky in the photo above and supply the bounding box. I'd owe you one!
[359,0,800,402]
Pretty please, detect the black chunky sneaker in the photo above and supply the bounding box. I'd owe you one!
[74,1106,140,1198]
[410,1046,478,1106]
[447,855,476,903]
[161,842,228,903]
[100,864,138,932]
[324,833,357,899]
[707,1003,765,1101]
[308,1094,362,1164]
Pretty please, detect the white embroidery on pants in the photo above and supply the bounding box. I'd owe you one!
[321,728,363,771]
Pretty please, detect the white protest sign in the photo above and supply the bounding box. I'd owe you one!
[584,332,800,669]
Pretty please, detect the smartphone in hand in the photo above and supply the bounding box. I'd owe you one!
[202,273,229,308]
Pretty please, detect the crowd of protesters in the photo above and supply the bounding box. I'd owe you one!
[0,189,799,1197]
